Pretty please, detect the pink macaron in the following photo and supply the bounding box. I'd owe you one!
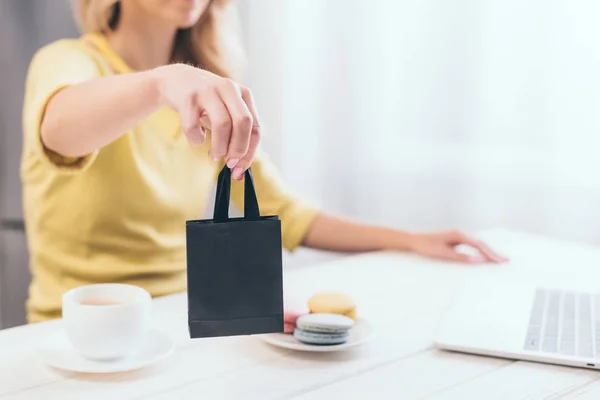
[283,298,309,333]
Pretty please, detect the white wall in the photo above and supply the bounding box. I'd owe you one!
[239,0,600,251]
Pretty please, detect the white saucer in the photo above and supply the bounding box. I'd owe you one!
[37,329,174,373]
[259,317,374,352]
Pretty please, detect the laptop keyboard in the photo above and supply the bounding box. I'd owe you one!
[524,288,597,358]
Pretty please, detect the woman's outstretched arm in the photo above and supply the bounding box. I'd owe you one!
[41,71,162,157]
[303,213,507,263]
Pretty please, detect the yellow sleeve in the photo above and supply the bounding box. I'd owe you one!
[22,39,102,173]
[229,152,319,251]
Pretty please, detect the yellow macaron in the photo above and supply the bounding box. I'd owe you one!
[307,291,357,320]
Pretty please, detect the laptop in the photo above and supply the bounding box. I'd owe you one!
[435,274,600,370]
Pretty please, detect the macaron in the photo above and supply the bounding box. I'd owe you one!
[308,292,357,320]
[293,328,349,345]
[284,323,296,333]
[284,298,309,333]
[296,313,355,334]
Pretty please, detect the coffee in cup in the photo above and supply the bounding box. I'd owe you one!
[62,283,151,360]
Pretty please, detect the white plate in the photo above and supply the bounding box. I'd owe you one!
[259,317,373,352]
[37,329,174,373]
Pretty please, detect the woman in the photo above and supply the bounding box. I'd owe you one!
[22,0,506,323]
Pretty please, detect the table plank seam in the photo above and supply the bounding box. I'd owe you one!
[418,359,516,400]
[130,354,286,400]
[280,346,433,400]
[0,379,64,399]
[545,375,600,400]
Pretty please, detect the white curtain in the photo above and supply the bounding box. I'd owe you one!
[239,0,600,255]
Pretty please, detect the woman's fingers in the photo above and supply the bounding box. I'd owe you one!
[233,87,261,178]
[180,92,206,146]
[448,231,508,263]
[216,80,253,179]
[464,239,507,263]
[174,70,260,174]
[474,240,508,263]
[198,87,232,161]
[440,249,483,264]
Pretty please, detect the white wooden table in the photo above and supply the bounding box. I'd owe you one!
[2,229,600,399]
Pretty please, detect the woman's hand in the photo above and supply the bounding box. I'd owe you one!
[302,214,508,264]
[152,64,261,180]
[408,230,508,264]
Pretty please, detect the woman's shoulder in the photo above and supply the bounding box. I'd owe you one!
[33,37,94,61]
[30,35,115,76]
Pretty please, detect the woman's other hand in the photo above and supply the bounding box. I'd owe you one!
[152,64,260,180]
[408,230,508,264]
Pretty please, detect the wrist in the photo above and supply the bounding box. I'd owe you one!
[377,228,416,252]
[145,66,170,108]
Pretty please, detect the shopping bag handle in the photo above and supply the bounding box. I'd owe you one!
[213,165,261,222]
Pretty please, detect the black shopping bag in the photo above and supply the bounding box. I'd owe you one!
[186,165,284,338]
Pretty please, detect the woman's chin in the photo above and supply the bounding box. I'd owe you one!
[174,14,203,29]
[171,3,206,29]
[177,21,199,29]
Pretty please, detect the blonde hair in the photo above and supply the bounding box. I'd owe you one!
[71,0,245,79]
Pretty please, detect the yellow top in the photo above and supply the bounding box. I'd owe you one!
[21,33,317,323]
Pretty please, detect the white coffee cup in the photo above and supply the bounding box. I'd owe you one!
[62,283,151,360]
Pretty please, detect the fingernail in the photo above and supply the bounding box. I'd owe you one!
[212,155,220,162]
[227,158,240,169]
[232,167,244,180]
